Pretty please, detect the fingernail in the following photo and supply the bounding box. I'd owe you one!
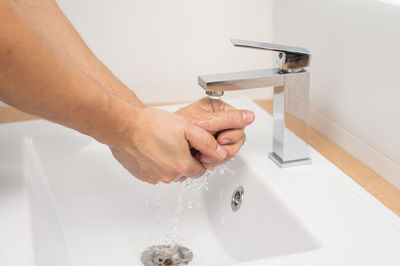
[200,155,215,164]
[216,145,227,159]
[242,110,254,123]
[221,138,229,145]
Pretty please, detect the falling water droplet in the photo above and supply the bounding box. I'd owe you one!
[163,163,236,244]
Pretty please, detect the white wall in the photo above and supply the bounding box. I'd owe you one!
[274,0,400,188]
[4,0,397,188]
[53,0,274,103]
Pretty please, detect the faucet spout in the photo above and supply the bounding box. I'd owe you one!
[198,68,284,93]
[197,39,312,168]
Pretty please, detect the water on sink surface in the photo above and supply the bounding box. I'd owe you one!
[25,135,320,266]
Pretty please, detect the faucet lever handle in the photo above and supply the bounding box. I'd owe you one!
[231,39,311,72]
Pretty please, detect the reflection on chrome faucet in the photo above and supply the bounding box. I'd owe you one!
[198,39,312,168]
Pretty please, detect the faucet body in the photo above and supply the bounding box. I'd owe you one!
[198,40,311,167]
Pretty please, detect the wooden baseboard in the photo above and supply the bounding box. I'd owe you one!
[254,100,400,217]
[0,107,38,124]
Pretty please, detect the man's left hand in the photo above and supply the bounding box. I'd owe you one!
[176,97,255,169]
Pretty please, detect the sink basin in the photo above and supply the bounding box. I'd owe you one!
[24,133,319,266]
[2,96,400,266]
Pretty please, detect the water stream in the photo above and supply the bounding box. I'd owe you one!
[142,162,235,265]
[167,162,235,244]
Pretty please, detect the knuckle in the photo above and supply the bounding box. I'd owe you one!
[207,135,216,146]
[226,147,236,157]
[202,134,216,149]
[161,169,181,183]
[233,129,244,140]
[198,119,211,130]
[160,176,174,184]
[145,174,159,184]
[148,179,158,185]
[172,162,189,176]
[197,165,207,175]
[194,166,207,176]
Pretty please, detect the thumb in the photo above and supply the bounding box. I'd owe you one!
[202,109,255,133]
[185,123,227,161]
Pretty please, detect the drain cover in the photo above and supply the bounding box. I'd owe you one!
[141,244,193,266]
[231,186,244,211]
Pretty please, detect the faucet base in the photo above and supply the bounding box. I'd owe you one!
[268,152,311,168]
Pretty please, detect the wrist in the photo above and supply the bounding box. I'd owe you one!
[105,81,145,108]
[87,92,144,148]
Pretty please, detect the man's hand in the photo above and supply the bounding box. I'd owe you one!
[0,0,251,185]
[108,105,228,184]
[176,97,255,168]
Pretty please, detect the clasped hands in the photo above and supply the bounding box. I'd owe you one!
[109,97,255,184]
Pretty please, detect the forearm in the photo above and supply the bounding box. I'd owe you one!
[13,0,144,107]
[0,0,133,145]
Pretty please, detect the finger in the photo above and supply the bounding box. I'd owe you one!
[174,176,188,182]
[186,157,206,178]
[208,98,237,112]
[222,135,246,157]
[200,135,246,168]
[200,154,232,169]
[200,110,255,133]
[185,124,227,161]
[221,101,235,111]
[111,148,159,184]
[217,129,244,145]
[208,97,224,111]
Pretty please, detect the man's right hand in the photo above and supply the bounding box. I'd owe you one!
[106,105,227,184]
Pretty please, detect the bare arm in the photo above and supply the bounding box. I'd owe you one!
[0,0,119,139]
[13,0,144,107]
[12,0,256,166]
[0,0,226,184]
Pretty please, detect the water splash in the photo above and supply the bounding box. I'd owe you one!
[219,190,227,225]
[144,163,235,246]
[207,95,221,101]
[166,163,237,243]
[167,172,211,245]
[155,184,162,208]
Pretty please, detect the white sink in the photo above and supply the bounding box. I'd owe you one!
[1,97,400,266]
[25,133,320,266]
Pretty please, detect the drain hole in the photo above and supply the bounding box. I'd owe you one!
[231,186,244,211]
[141,244,193,266]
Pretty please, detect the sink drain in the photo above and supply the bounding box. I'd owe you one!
[141,244,193,266]
[231,186,244,211]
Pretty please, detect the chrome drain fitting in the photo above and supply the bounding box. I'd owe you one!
[231,186,244,211]
[141,244,193,266]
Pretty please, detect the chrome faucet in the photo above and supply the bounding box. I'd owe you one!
[198,39,312,167]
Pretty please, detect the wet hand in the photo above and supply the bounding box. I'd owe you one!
[107,105,227,184]
[175,97,255,168]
